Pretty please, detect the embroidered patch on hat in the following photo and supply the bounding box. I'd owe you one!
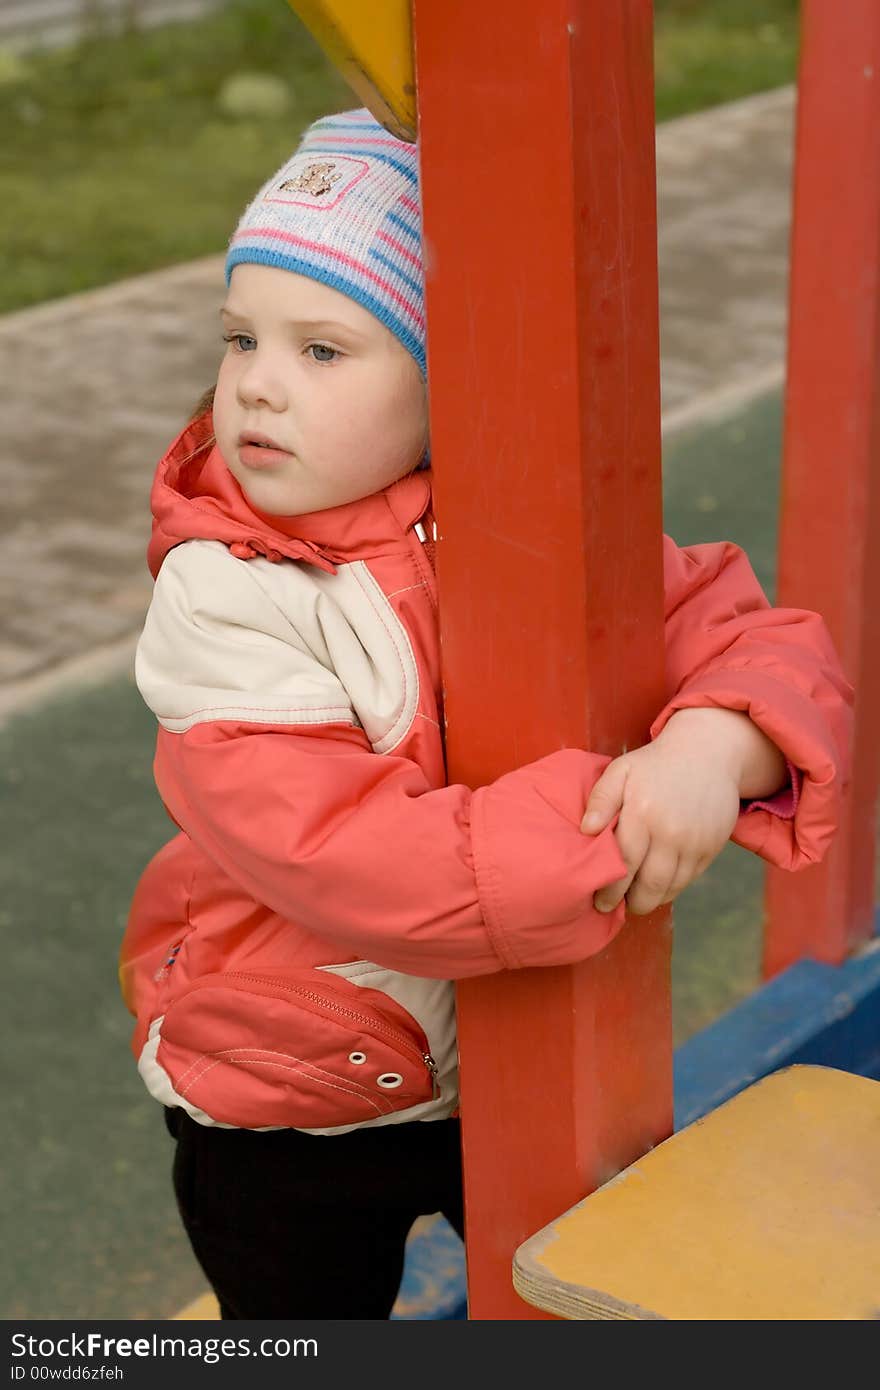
[265,153,368,211]
[281,161,340,197]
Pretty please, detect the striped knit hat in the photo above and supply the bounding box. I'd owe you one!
[225,109,426,376]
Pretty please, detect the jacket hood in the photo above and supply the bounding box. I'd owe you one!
[147,410,433,580]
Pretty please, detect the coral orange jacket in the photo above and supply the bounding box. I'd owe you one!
[119,413,852,1133]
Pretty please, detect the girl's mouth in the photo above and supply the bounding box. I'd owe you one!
[238,443,293,471]
[238,431,293,471]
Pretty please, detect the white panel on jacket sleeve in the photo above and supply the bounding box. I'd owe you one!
[135,540,357,733]
[135,539,421,752]
[241,556,420,753]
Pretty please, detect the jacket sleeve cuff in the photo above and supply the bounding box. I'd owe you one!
[649,668,845,870]
[741,758,801,821]
[469,749,630,970]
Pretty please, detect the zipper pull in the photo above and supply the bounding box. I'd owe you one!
[413,520,439,544]
[424,1052,441,1099]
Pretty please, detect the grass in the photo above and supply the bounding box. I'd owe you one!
[0,0,801,314]
[654,0,799,122]
[0,1,349,311]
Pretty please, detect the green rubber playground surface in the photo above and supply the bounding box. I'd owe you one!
[3,389,785,1319]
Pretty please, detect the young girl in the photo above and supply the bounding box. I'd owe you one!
[119,109,851,1319]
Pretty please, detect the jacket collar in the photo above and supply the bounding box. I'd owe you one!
[147,411,433,579]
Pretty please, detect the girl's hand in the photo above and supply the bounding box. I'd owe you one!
[580,708,783,916]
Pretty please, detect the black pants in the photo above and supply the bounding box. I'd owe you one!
[164,1106,465,1319]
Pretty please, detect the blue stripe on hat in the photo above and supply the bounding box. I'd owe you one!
[226,245,426,376]
[368,248,423,299]
[387,211,421,243]
[307,119,403,136]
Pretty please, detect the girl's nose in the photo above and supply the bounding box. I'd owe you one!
[236,354,287,412]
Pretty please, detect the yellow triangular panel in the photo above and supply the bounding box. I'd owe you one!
[287,1,416,141]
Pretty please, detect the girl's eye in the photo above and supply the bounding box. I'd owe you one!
[222,333,256,352]
[307,343,340,364]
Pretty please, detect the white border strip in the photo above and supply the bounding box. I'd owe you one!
[656,84,794,143]
[0,255,225,333]
[662,362,786,437]
[0,631,138,729]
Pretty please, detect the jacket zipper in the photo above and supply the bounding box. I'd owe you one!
[409,514,438,609]
[220,969,440,1098]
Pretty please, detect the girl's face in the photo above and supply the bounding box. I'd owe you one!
[213,264,428,517]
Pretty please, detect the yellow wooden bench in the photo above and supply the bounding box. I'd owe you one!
[514,1065,880,1320]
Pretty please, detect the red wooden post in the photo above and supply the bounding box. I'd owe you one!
[763,0,880,977]
[414,0,672,1318]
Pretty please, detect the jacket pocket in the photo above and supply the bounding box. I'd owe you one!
[149,967,440,1131]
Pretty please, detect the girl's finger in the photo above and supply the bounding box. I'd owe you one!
[660,853,714,906]
[625,850,679,916]
[593,870,634,914]
[581,757,629,833]
[593,813,649,913]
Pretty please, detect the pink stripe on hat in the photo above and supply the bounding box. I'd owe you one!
[232,226,425,329]
[377,228,422,271]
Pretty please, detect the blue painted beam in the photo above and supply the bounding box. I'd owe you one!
[674,916,880,1129]
[395,915,880,1317]
[391,1215,467,1320]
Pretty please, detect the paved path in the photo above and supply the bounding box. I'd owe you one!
[0,86,795,696]
[657,88,793,413]
[0,0,217,49]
